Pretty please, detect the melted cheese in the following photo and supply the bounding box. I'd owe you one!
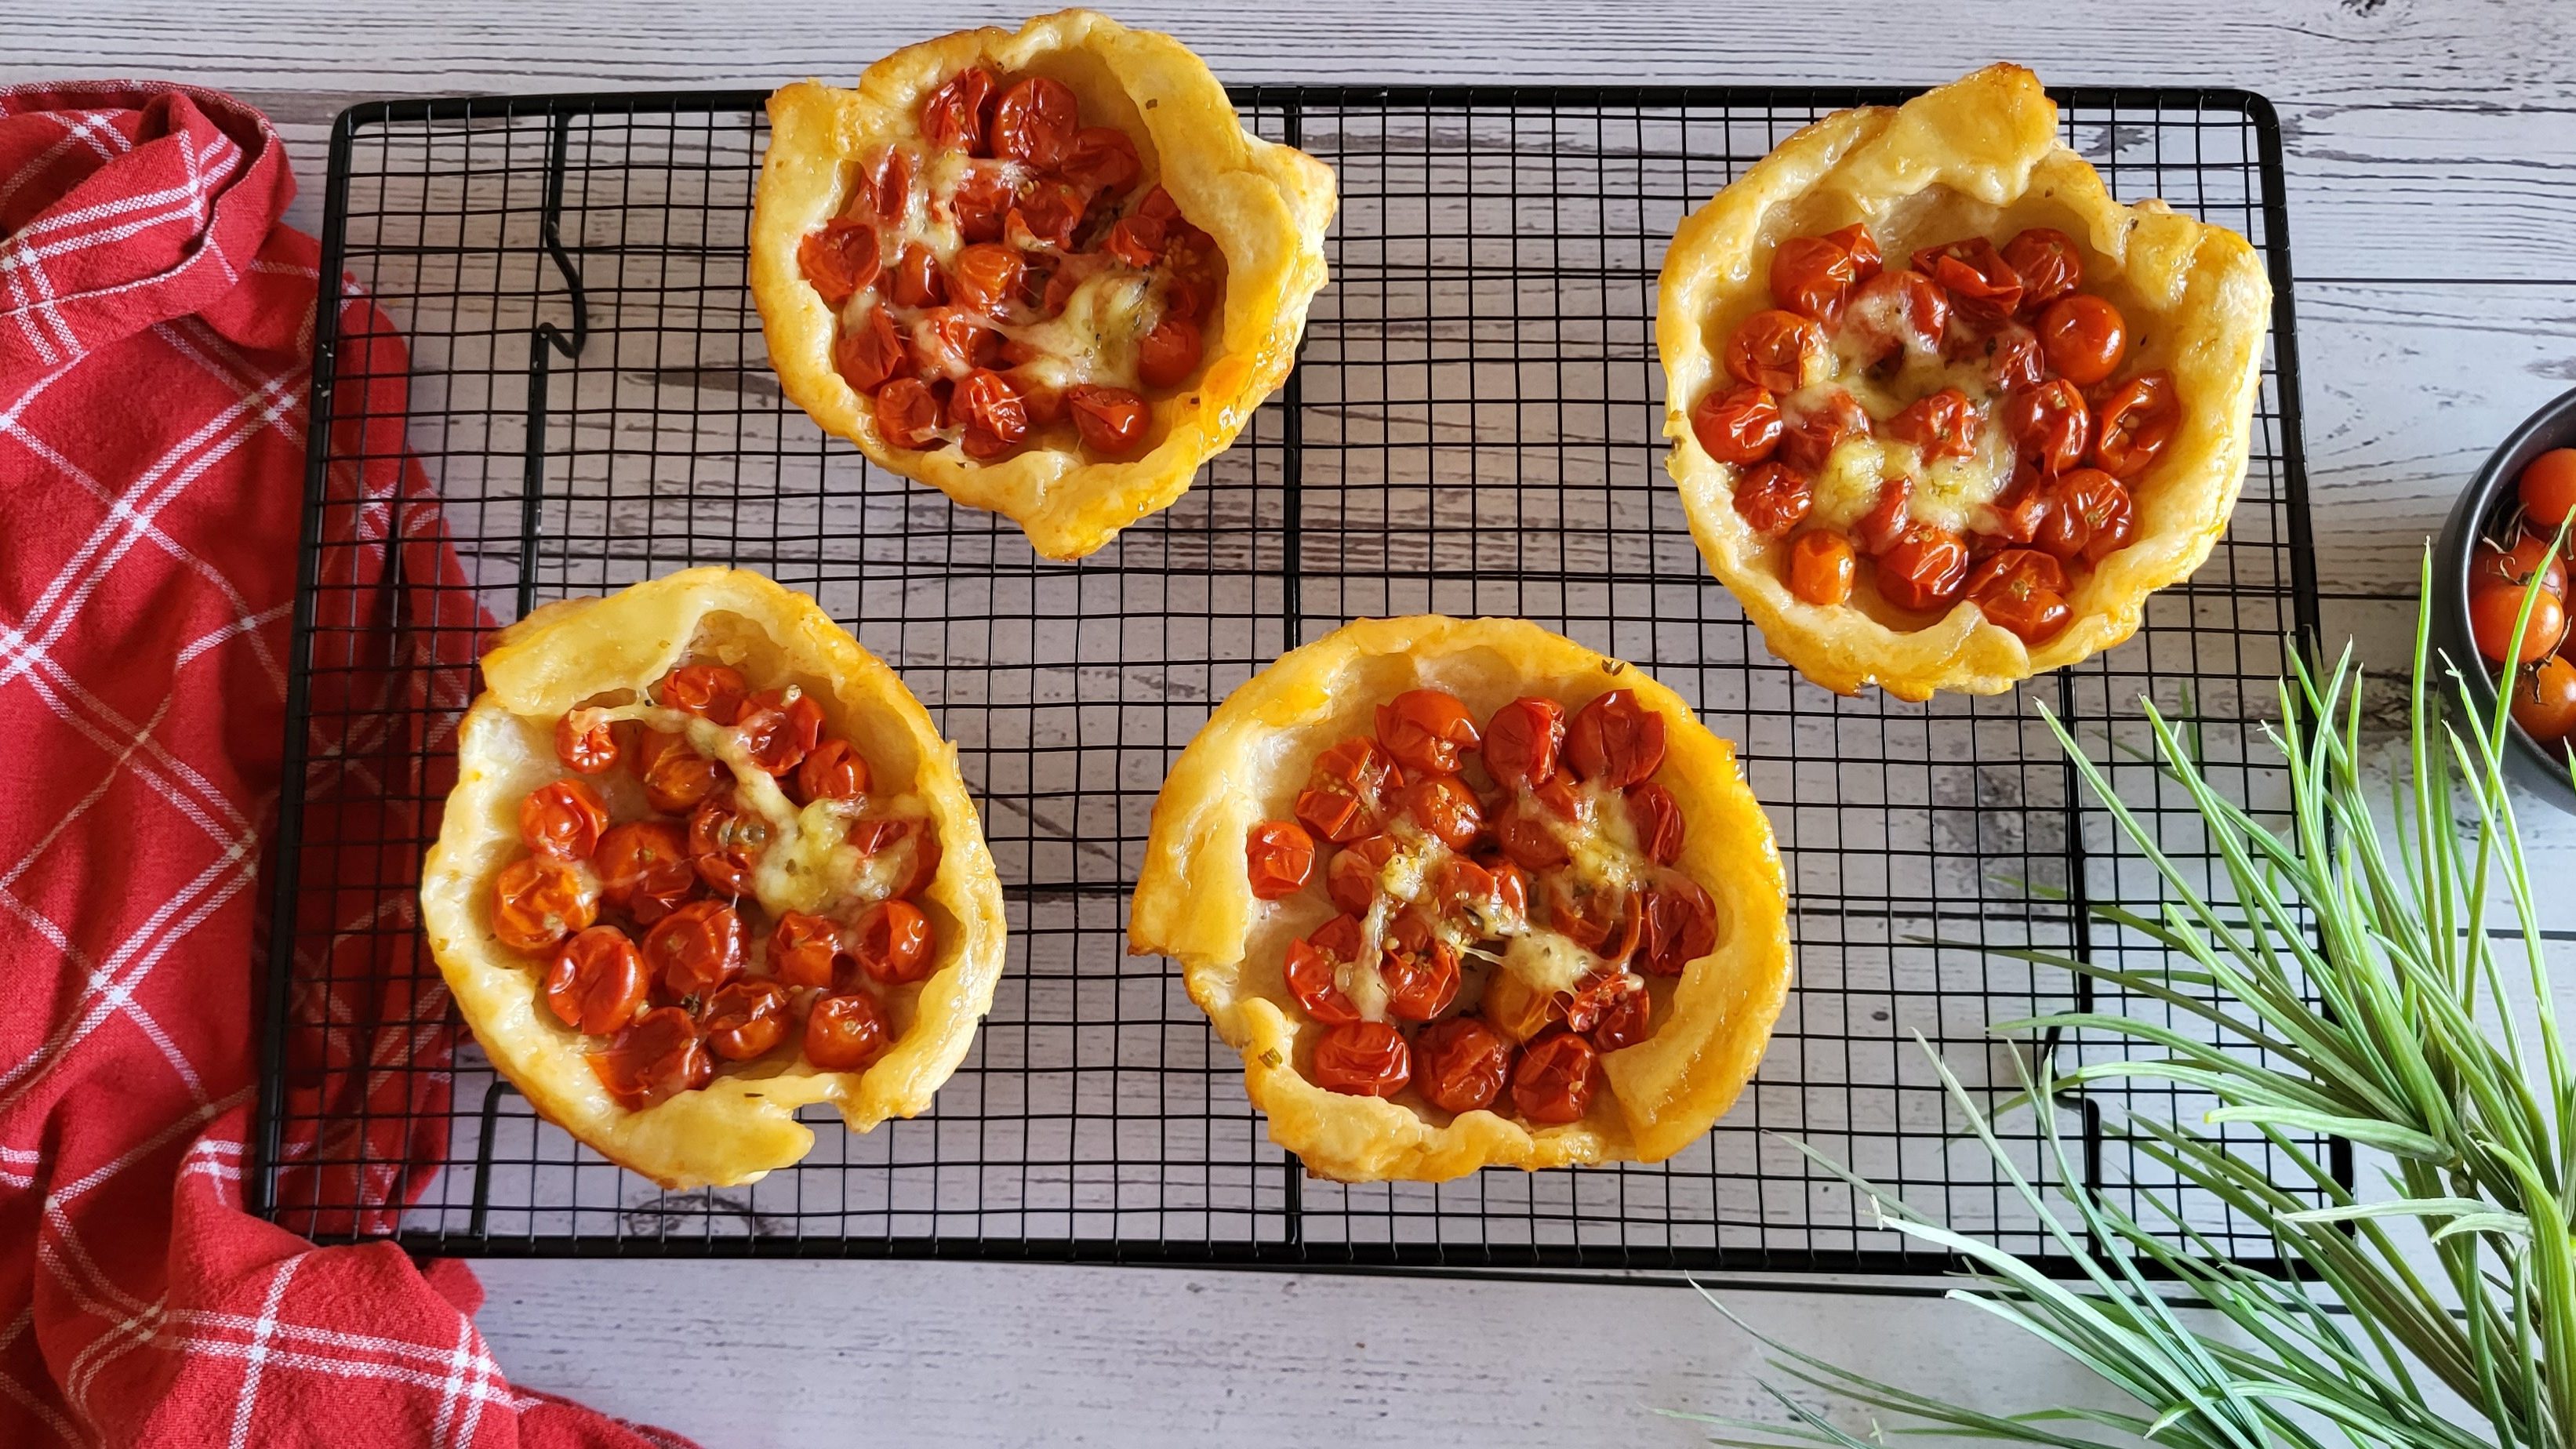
[997,270,1153,394]
[1781,349,2018,534]
[1499,932,1593,997]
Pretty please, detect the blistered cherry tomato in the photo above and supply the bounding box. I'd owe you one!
[1509,1032,1597,1124]
[1068,384,1150,455]
[874,378,943,450]
[796,737,871,802]
[1326,833,1399,916]
[521,778,609,862]
[1635,881,1717,976]
[2522,449,2576,530]
[1691,383,1782,466]
[1283,920,1364,1025]
[1824,223,1880,281]
[1432,855,1521,931]
[643,899,746,997]
[892,242,948,307]
[950,243,1026,320]
[2091,372,2178,480]
[1886,387,1982,462]
[798,219,881,307]
[703,979,791,1062]
[1061,125,1141,194]
[2470,581,2568,663]
[1008,179,1088,251]
[1560,968,1629,1034]
[2000,228,2083,311]
[736,688,823,775]
[544,925,648,1036]
[1913,237,2024,328]
[768,910,845,990]
[1543,874,1636,960]
[921,67,997,154]
[1769,234,1857,323]
[1964,548,2073,644]
[1481,697,1564,790]
[2036,468,2135,565]
[991,75,1077,169]
[492,855,598,954]
[2512,656,2576,743]
[2004,378,2091,476]
[1400,775,1484,851]
[1295,736,1401,843]
[850,898,934,986]
[951,368,1029,458]
[687,795,771,897]
[1625,782,1684,866]
[1978,325,2046,394]
[1776,388,1869,475]
[594,820,696,925]
[1104,212,1165,268]
[1381,913,1461,1021]
[1138,316,1204,390]
[1732,460,1813,537]
[590,1005,711,1110]
[1724,308,1828,393]
[2473,532,2569,598]
[1495,804,1570,873]
[1376,688,1481,775]
[849,815,943,900]
[1587,975,1653,1051]
[556,708,618,774]
[1245,819,1318,900]
[1855,473,1913,557]
[1786,529,1857,606]
[638,730,725,812]
[805,992,889,1070]
[2039,294,2128,387]
[1565,689,1665,788]
[860,147,913,225]
[911,307,999,378]
[1843,269,1948,364]
[1414,1016,1513,1113]
[1877,524,1971,612]
[1310,1021,1412,1098]
[663,664,749,725]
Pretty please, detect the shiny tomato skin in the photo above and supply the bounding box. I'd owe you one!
[2521,449,2576,530]
[2036,468,2135,565]
[1325,833,1399,917]
[2039,293,2129,387]
[1624,781,1685,865]
[662,663,748,725]
[492,855,598,954]
[852,898,934,985]
[1854,474,1913,557]
[1564,689,1666,787]
[1769,233,1858,323]
[702,979,792,1062]
[798,218,881,307]
[555,709,618,774]
[2000,227,2083,310]
[874,378,943,449]
[2473,532,2570,598]
[543,925,649,1036]
[1283,929,1363,1026]
[1245,819,1319,899]
[1508,1031,1598,1124]
[1885,387,1982,462]
[594,820,696,925]
[2004,378,2091,476]
[1844,268,1949,364]
[642,898,747,997]
[1913,237,2025,328]
[950,243,1026,319]
[1877,524,1971,612]
[2511,656,2576,743]
[1724,308,1828,393]
[767,910,844,990]
[892,242,948,308]
[1375,688,1482,776]
[804,992,889,1070]
[796,738,871,801]
[1060,125,1141,194]
[590,1005,712,1110]
[990,75,1078,169]
[1414,1015,1514,1113]
[1138,317,1204,390]
[1380,913,1461,1022]
[686,795,770,897]
[1068,384,1150,455]
[1964,548,2073,644]
[520,779,609,862]
[1310,1021,1412,1098]
[2470,581,2569,663]
[2090,372,2178,480]
[1775,388,1869,476]
[1823,223,1880,281]
[834,307,907,396]
[737,688,824,776]
[1400,775,1484,851]
[1481,697,1565,790]
[1691,383,1783,466]
[921,67,997,154]
[1731,460,1814,537]
[1635,881,1717,976]
[1787,528,1857,605]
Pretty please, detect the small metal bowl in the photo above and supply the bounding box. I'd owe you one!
[2432,383,2576,812]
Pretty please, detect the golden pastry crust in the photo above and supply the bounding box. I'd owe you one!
[417,568,1008,1189]
[1128,616,1792,1182]
[750,9,1336,560]
[1656,64,2271,700]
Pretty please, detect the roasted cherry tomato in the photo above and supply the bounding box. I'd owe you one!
[1543,873,1637,961]
[2000,227,2083,311]
[2039,293,2128,387]
[1691,383,1782,466]
[1008,179,1088,251]
[1724,308,1828,393]
[1381,912,1461,1021]
[2004,378,2091,476]
[950,243,1026,320]
[1413,1015,1513,1113]
[2473,532,2569,598]
[1326,833,1400,917]
[1843,268,1948,364]
[1769,233,1858,324]
[1635,881,1717,976]
[1509,1032,1597,1124]
[1560,968,1630,1033]
[1886,387,1982,462]
[554,707,618,774]
[1877,523,1971,612]
[1481,697,1564,790]
[1104,212,1165,268]
[1586,975,1653,1052]
[1400,775,1484,851]
[520,778,609,862]
[1295,735,1401,843]
[849,815,943,900]
[643,898,746,997]
[544,925,649,1036]
[1138,316,1204,390]
[990,74,1077,169]
[1855,473,1913,557]
[1823,223,1881,281]
[1776,388,1869,476]
[2525,449,2576,531]
[874,378,943,450]
[850,898,934,986]
[1478,968,1553,1043]
[1283,920,1364,1025]
[1731,460,1814,537]
[702,979,791,1062]
[590,1005,712,1110]
[1964,548,2073,644]
[2036,467,2135,565]
[798,218,881,307]
[639,732,723,815]
[1565,689,1665,788]
[1431,855,1521,932]
[2470,580,2569,663]
[892,242,948,307]
[804,992,889,1070]
[1482,854,1536,921]
[492,855,598,954]
[1245,819,1318,900]
[662,664,749,725]
[1913,237,2024,328]
[1495,803,1571,873]
[1060,125,1142,194]
[861,147,913,226]
[1067,384,1150,456]
[951,368,1030,459]
[687,795,771,897]
[1978,325,2046,394]
[735,687,823,775]
[911,307,999,378]
[2511,656,2576,743]
[2090,372,2178,480]
[1310,1020,1412,1098]
[921,66,997,154]
[594,819,696,925]
[1786,529,1857,606]
[1375,688,1481,775]
[795,737,871,803]
[767,910,845,990]
[1624,781,1685,866]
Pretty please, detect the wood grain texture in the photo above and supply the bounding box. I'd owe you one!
[10,1,2573,1442]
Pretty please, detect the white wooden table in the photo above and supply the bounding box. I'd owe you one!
[15,1,2574,1442]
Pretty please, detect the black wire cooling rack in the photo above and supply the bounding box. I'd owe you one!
[253,83,2324,1284]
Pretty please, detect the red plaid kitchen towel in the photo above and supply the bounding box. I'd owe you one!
[0,82,692,1447]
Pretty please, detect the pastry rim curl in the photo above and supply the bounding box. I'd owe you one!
[1128,615,1793,1182]
[417,568,1008,1190]
[1655,63,2272,700]
[750,8,1337,561]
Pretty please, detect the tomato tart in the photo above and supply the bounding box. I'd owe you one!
[752,9,1336,561]
[1658,64,2270,699]
[1130,616,1792,1182]
[418,568,1007,1189]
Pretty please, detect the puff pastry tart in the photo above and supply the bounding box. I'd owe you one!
[751,9,1336,560]
[419,568,1007,1189]
[1657,64,2270,700]
[1130,617,1792,1182]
